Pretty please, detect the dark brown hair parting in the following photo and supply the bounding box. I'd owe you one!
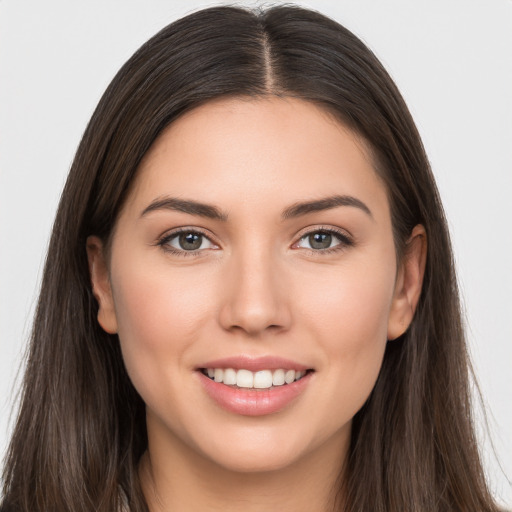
[1,5,503,512]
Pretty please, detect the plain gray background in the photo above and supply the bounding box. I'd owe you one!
[1,0,511,506]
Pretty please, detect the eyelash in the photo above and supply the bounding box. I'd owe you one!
[297,226,354,255]
[156,228,217,258]
[156,226,354,258]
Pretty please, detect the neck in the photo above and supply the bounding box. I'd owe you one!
[139,423,348,512]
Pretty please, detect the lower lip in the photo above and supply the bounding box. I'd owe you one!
[198,371,313,416]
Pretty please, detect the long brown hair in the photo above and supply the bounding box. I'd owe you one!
[1,5,503,511]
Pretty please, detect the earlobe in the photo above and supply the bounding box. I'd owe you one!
[86,236,118,334]
[387,225,427,340]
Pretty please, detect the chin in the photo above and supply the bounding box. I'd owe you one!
[202,443,306,474]
[190,420,348,475]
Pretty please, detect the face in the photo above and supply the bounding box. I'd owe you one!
[88,97,424,475]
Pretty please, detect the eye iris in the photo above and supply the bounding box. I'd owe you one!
[309,232,332,249]
[179,232,202,250]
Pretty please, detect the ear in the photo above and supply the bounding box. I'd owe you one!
[86,236,118,334]
[387,225,427,340]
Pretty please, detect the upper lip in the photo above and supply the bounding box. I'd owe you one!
[197,355,311,372]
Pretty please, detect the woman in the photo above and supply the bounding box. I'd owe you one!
[0,5,505,511]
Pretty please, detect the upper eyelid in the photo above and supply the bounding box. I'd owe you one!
[158,226,216,242]
[157,225,352,249]
[295,224,352,239]
[293,227,353,252]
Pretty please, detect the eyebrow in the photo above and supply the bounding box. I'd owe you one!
[141,196,228,221]
[282,195,373,220]
[140,194,373,221]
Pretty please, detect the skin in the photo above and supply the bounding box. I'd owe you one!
[87,97,426,511]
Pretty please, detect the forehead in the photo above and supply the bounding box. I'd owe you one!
[124,96,388,220]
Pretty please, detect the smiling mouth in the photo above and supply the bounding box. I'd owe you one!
[200,368,313,390]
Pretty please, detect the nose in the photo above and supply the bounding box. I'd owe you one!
[218,245,292,337]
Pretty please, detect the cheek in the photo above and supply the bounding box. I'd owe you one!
[299,257,395,343]
[112,255,214,337]
[109,258,216,399]
[295,259,395,414]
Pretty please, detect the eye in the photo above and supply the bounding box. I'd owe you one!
[158,229,218,256]
[294,228,353,254]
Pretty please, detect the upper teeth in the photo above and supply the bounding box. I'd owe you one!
[204,368,306,389]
